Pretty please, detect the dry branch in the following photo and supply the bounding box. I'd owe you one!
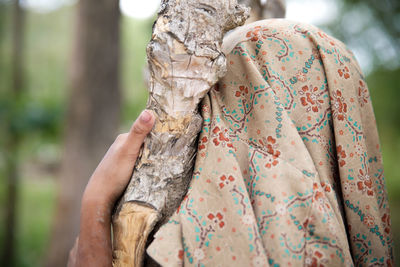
[112,1,249,266]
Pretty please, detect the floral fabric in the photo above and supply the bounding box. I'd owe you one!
[147,19,393,266]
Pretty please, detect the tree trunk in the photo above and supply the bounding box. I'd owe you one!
[112,1,249,266]
[2,1,25,266]
[45,1,121,266]
[239,0,286,22]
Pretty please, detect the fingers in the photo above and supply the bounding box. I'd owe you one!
[126,110,155,155]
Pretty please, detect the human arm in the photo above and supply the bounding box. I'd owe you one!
[67,110,155,267]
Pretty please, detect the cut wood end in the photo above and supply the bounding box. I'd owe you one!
[112,202,160,267]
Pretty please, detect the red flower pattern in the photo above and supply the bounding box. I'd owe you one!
[235,85,249,97]
[357,169,374,196]
[246,26,262,41]
[211,126,234,150]
[259,136,281,168]
[363,214,375,228]
[207,212,225,228]
[336,145,347,167]
[320,182,332,193]
[338,66,350,79]
[331,90,348,121]
[198,136,208,150]
[219,175,235,189]
[305,249,328,267]
[358,80,369,107]
[382,213,391,234]
[299,85,324,112]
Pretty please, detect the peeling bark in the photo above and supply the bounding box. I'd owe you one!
[112,0,249,266]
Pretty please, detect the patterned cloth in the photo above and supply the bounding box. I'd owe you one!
[147,19,393,266]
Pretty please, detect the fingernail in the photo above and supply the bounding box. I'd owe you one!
[139,110,152,123]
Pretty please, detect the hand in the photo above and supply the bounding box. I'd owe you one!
[69,110,155,267]
[82,109,156,210]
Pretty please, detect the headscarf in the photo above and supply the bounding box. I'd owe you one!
[147,19,393,266]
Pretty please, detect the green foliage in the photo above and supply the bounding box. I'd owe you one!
[0,3,71,144]
[16,179,55,267]
[0,176,56,267]
[0,3,152,266]
[367,67,400,200]
[367,68,400,128]
[0,94,62,140]
[342,0,400,43]
[322,0,400,71]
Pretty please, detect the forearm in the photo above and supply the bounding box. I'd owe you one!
[76,197,113,267]
[66,110,155,267]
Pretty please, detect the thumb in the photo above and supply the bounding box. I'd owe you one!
[126,110,155,154]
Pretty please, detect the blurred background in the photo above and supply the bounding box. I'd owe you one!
[0,0,398,266]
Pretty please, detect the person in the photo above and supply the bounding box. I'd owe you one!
[69,19,393,267]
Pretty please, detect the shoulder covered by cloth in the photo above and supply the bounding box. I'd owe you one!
[147,19,393,267]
